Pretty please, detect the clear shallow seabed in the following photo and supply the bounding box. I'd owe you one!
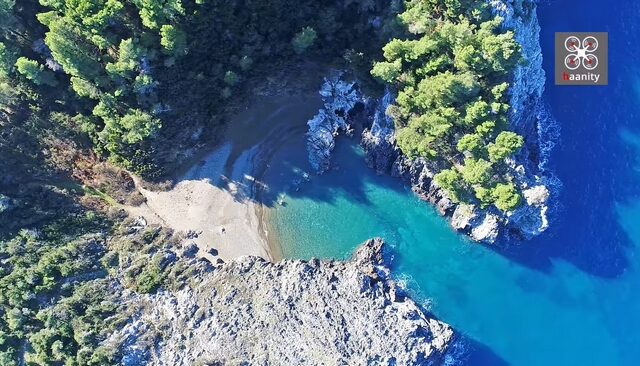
[265,1,640,364]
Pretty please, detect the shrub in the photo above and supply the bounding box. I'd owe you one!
[292,26,317,54]
[223,70,239,86]
[15,57,57,86]
[492,182,521,212]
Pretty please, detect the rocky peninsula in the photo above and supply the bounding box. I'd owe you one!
[108,239,455,365]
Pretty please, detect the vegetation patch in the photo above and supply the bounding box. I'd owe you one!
[1,0,393,179]
[371,0,526,213]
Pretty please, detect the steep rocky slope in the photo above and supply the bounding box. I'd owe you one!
[107,239,455,365]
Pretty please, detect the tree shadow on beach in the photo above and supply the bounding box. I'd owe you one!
[215,129,407,210]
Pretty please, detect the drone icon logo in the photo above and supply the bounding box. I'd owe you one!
[564,36,598,70]
[555,32,607,86]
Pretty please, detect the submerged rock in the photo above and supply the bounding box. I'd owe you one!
[0,194,13,213]
[306,74,362,173]
[109,239,455,365]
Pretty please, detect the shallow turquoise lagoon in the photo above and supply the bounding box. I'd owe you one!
[267,139,640,365]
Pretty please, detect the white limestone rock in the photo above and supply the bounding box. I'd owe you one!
[470,213,501,243]
[523,185,550,206]
[109,239,456,365]
[507,185,550,239]
[451,204,477,231]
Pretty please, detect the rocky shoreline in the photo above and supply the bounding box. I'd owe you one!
[307,0,557,244]
[108,239,455,365]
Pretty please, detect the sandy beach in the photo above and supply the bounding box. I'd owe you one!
[125,93,322,262]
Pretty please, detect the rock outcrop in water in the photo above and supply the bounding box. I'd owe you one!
[361,88,399,175]
[108,239,455,365]
[306,74,362,173]
[360,0,557,243]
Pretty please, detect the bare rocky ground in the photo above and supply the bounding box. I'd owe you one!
[107,239,455,365]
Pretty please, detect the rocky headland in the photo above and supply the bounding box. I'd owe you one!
[307,0,557,244]
[107,238,455,365]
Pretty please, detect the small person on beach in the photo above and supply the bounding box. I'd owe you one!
[221,227,226,234]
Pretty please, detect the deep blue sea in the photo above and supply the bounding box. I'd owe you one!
[265,1,640,364]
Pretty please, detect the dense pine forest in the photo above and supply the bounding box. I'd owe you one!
[371,0,526,212]
[2,0,392,179]
[0,0,527,364]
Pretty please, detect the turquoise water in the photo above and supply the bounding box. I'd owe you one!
[266,1,640,364]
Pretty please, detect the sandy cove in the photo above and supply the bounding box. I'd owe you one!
[125,93,322,262]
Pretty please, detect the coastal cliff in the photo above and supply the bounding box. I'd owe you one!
[360,0,556,243]
[107,238,455,365]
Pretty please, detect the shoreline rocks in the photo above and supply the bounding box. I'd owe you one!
[361,88,399,175]
[108,239,455,365]
[306,74,361,174]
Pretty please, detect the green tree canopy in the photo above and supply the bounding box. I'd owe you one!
[105,38,142,79]
[370,59,402,83]
[456,133,484,155]
[492,182,521,212]
[461,157,493,185]
[160,24,187,57]
[488,131,524,162]
[371,0,526,213]
[62,0,123,30]
[44,17,101,79]
[434,168,463,202]
[15,57,58,86]
[70,76,100,99]
[119,109,161,144]
[134,0,184,29]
